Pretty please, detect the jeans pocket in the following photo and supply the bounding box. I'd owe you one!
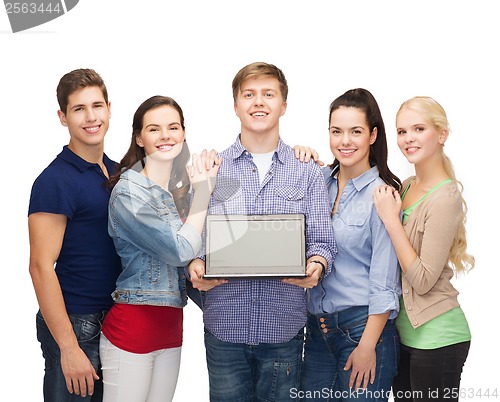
[342,319,368,345]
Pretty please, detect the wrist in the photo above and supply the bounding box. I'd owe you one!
[311,260,326,280]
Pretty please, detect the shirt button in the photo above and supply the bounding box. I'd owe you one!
[252,168,257,173]
[404,289,409,294]
[323,328,328,334]
[413,321,418,326]
[320,324,326,329]
[407,306,412,311]
[319,317,325,322]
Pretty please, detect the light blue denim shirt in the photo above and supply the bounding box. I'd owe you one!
[307,166,401,319]
[108,169,202,307]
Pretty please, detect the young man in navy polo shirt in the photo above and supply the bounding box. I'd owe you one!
[28,69,121,402]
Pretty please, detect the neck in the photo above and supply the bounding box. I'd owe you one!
[413,161,448,189]
[68,140,105,164]
[142,158,173,190]
[338,161,371,183]
[240,130,279,153]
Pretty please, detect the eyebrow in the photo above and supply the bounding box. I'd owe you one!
[329,125,364,130]
[70,101,105,110]
[241,88,277,93]
[144,122,181,128]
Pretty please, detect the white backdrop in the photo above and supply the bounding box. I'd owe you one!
[1,1,498,401]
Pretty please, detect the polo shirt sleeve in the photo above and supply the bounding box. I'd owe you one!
[28,169,77,219]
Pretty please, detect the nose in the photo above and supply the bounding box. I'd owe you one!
[160,128,170,140]
[254,93,264,106]
[404,131,415,143]
[85,108,97,122]
[341,132,351,145]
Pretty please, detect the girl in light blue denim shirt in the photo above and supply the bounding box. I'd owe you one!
[299,89,402,402]
[99,95,221,402]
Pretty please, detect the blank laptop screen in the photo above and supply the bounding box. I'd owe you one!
[204,214,306,278]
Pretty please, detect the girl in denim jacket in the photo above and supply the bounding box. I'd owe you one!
[99,95,221,402]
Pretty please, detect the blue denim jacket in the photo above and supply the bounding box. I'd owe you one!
[108,169,202,308]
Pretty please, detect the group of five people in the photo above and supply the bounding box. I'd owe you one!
[28,62,473,402]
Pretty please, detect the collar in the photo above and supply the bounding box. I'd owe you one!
[329,165,380,192]
[57,145,114,173]
[225,135,287,164]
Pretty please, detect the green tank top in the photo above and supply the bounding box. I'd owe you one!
[397,178,471,349]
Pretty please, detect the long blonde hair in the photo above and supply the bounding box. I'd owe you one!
[398,96,475,274]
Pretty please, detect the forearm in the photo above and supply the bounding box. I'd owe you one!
[30,263,78,352]
[359,312,390,349]
[383,219,417,274]
[185,187,211,234]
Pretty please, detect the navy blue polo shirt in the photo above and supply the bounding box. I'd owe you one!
[28,146,122,314]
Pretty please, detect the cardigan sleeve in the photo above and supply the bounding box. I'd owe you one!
[404,191,462,295]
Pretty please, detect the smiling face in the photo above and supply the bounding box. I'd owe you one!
[329,106,377,178]
[396,107,447,166]
[136,105,185,161]
[234,77,287,137]
[58,86,111,149]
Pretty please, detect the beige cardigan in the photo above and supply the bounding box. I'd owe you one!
[401,177,464,329]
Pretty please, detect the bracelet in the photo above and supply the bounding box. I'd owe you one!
[311,260,326,279]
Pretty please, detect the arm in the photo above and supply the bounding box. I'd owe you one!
[372,185,416,272]
[344,208,400,389]
[186,150,228,291]
[374,185,461,294]
[284,164,336,289]
[28,213,98,397]
[345,312,390,389]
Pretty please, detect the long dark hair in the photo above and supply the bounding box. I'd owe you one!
[328,88,401,190]
[106,95,191,220]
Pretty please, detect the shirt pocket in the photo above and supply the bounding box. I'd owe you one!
[274,185,306,214]
[336,215,368,249]
[211,179,245,214]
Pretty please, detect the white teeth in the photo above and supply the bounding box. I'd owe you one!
[158,145,173,150]
[252,113,266,117]
[340,149,355,155]
[85,126,99,133]
[407,147,418,152]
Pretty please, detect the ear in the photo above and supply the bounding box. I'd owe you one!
[438,129,448,145]
[234,103,239,117]
[370,127,378,145]
[136,135,144,148]
[57,110,68,127]
[107,101,112,119]
[280,101,287,117]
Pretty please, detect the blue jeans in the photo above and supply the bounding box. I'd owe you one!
[36,309,107,402]
[301,306,400,401]
[204,328,304,402]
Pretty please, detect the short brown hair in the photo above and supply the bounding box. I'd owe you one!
[232,62,288,102]
[56,68,108,114]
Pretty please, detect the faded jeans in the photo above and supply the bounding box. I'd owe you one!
[36,309,107,402]
[301,306,400,401]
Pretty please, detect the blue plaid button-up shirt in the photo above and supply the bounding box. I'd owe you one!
[199,135,336,345]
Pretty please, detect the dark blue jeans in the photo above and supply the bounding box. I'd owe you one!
[392,341,470,402]
[36,310,107,402]
[204,328,304,402]
[301,306,400,401]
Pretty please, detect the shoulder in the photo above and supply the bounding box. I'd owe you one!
[31,158,79,191]
[422,182,463,219]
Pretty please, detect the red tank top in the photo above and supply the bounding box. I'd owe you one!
[102,303,183,353]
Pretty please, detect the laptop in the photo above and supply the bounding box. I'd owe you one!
[204,214,306,278]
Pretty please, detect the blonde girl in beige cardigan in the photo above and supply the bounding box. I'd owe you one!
[373,96,474,402]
